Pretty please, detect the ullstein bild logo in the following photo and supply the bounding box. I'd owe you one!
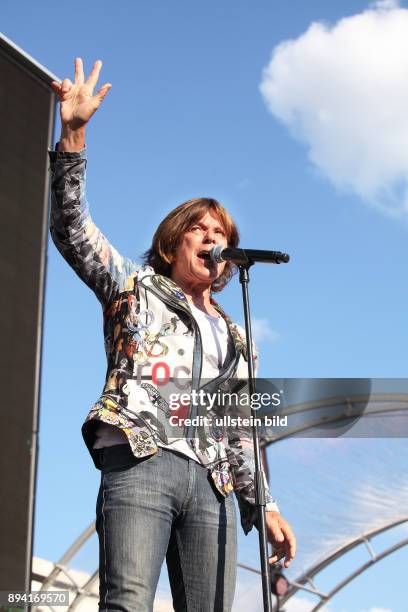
[168,413,288,428]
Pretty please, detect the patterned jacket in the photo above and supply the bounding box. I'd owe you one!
[47,147,278,534]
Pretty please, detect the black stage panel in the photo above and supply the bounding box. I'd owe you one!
[0,34,57,590]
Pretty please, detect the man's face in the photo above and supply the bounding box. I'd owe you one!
[170,210,228,290]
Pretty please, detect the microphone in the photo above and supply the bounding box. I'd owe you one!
[209,245,290,265]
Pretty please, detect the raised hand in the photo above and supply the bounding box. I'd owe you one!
[51,58,111,129]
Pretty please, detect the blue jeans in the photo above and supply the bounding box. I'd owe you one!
[95,444,237,611]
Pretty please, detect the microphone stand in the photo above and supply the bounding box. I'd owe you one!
[238,262,273,612]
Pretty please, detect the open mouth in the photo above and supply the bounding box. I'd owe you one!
[197,250,211,261]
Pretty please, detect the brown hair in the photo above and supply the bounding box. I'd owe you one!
[143,197,240,292]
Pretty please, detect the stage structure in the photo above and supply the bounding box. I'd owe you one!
[0,33,59,590]
[31,391,408,610]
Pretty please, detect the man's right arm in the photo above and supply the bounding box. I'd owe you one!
[48,144,138,306]
[49,58,138,306]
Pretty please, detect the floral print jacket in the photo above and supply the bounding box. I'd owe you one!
[47,147,278,534]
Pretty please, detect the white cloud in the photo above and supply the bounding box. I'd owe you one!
[371,0,399,9]
[251,317,279,344]
[260,1,408,216]
[360,608,392,612]
[284,595,331,611]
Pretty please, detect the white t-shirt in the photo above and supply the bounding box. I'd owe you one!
[189,303,231,379]
[93,303,232,462]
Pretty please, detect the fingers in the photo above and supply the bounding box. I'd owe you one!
[74,57,84,85]
[86,59,103,90]
[51,78,73,100]
[268,552,283,564]
[61,78,73,94]
[275,525,296,568]
[266,514,297,568]
[269,543,291,567]
[94,82,112,105]
[270,523,285,545]
[268,540,286,564]
[280,523,297,567]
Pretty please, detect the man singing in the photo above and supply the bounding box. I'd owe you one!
[49,58,296,612]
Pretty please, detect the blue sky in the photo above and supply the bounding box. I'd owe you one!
[2,0,408,610]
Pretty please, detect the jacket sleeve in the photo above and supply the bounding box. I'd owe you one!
[226,335,279,535]
[227,426,279,535]
[48,147,140,306]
